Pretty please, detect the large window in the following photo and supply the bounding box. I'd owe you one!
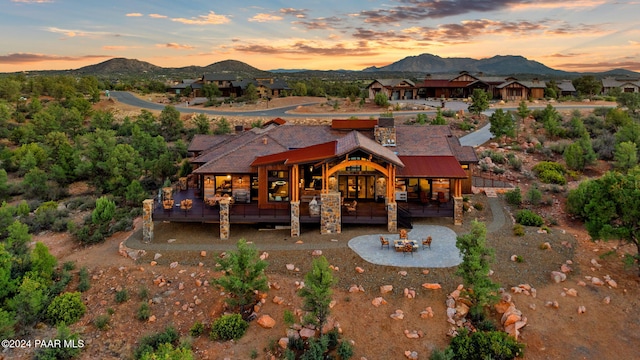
[268,170,289,202]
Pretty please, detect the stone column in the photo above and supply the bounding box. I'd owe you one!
[387,201,397,233]
[290,200,300,237]
[320,191,341,234]
[162,187,173,200]
[178,177,187,191]
[142,199,154,243]
[219,198,230,240]
[454,196,464,225]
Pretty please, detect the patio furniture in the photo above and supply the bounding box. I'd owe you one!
[162,199,174,210]
[402,243,414,257]
[180,199,193,212]
[394,239,417,252]
[399,229,408,240]
[380,236,390,250]
[345,200,357,214]
[422,236,432,250]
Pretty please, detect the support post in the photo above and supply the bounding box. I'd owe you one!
[142,199,154,243]
[219,198,230,239]
[320,191,341,234]
[290,200,300,237]
[454,196,464,225]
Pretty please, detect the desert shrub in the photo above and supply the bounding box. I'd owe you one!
[189,321,205,337]
[137,302,151,321]
[525,186,542,206]
[46,292,86,325]
[62,261,76,271]
[515,210,544,227]
[210,314,248,341]
[283,309,296,326]
[34,324,82,360]
[508,156,523,171]
[94,314,110,330]
[448,328,525,360]
[513,224,525,236]
[134,326,180,360]
[504,187,522,206]
[337,340,354,359]
[442,109,456,117]
[473,203,484,211]
[138,286,149,300]
[77,267,90,292]
[115,289,129,303]
[532,161,566,185]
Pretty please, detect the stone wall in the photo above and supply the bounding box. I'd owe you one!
[387,201,397,233]
[374,126,397,146]
[454,196,463,225]
[219,199,230,239]
[320,192,341,234]
[142,199,154,243]
[290,201,300,237]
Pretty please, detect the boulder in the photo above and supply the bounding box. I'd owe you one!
[299,327,316,339]
[272,296,284,305]
[550,271,567,283]
[355,267,365,273]
[311,250,322,256]
[422,283,441,290]
[278,337,289,349]
[380,285,393,294]
[257,315,276,329]
[390,309,404,320]
[372,297,387,307]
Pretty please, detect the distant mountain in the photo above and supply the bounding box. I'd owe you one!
[364,53,570,77]
[75,58,162,75]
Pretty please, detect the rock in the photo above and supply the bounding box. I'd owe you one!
[299,328,316,339]
[178,282,184,290]
[398,271,408,276]
[286,264,295,271]
[421,283,441,290]
[349,284,365,293]
[420,307,434,319]
[590,258,602,268]
[578,306,586,314]
[591,277,605,286]
[541,242,551,249]
[272,296,284,305]
[148,315,156,323]
[169,261,178,269]
[603,296,611,304]
[565,288,578,297]
[257,315,276,329]
[200,251,207,257]
[371,297,387,307]
[404,330,420,339]
[422,269,430,275]
[560,263,572,273]
[605,278,618,288]
[550,271,567,283]
[259,251,268,260]
[311,250,322,256]
[278,337,289,349]
[355,267,365,273]
[195,279,202,287]
[510,254,518,262]
[404,288,416,299]
[154,253,162,260]
[380,285,393,294]
[404,350,419,360]
[390,309,404,320]
[150,261,158,266]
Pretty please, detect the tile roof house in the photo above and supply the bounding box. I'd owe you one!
[602,76,640,94]
[150,118,478,239]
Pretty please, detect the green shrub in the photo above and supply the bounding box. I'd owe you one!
[513,224,525,236]
[138,286,149,300]
[515,210,544,227]
[134,326,180,360]
[94,314,110,330]
[189,321,205,337]
[63,261,76,271]
[525,186,542,205]
[46,292,86,325]
[473,203,484,211]
[210,314,248,341]
[504,187,522,206]
[115,289,129,303]
[532,161,567,185]
[283,309,296,327]
[137,302,151,321]
[34,324,82,360]
[448,328,525,360]
[337,340,354,359]
[77,267,90,292]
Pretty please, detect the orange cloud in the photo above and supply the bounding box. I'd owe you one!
[157,43,195,50]
[126,13,143,17]
[149,14,168,19]
[172,11,230,25]
[249,13,283,22]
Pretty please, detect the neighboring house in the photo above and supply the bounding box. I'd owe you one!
[368,79,417,100]
[602,77,640,94]
[147,118,478,240]
[170,74,290,99]
[233,78,291,98]
[367,71,548,101]
[168,79,197,95]
[557,80,577,97]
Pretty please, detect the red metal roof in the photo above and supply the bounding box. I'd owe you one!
[251,141,337,166]
[331,119,378,129]
[396,156,467,178]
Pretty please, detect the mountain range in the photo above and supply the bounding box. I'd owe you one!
[22,54,640,79]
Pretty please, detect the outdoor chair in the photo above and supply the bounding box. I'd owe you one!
[422,236,432,250]
[380,236,390,250]
[346,200,357,214]
[162,199,174,210]
[180,199,193,212]
[399,229,408,240]
[402,243,414,257]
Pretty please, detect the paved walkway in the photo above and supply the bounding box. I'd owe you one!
[348,225,462,268]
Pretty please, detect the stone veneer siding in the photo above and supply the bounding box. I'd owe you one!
[374,126,397,146]
[219,199,230,239]
[454,196,463,225]
[387,201,397,233]
[142,199,154,243]
[290,201,300,237]
[320,192,341,234]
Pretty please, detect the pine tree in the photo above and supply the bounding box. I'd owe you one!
[298,256,336,334]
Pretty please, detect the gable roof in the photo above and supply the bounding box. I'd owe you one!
[397,156,467,178]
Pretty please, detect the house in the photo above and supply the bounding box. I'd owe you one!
[168,79,197,95]
[233,77,291,98]
[141,118,478,241]
[367,71,547,101]
[557,80,577,97]
[602,77,640,94]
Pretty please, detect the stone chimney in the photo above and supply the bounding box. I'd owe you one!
[374,117,396,147]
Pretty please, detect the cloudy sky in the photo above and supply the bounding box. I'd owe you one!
[1,0,639,73]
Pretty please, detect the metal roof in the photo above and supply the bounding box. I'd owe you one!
[396,156,467,178]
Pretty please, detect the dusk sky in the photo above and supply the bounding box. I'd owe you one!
[2,0,639,73]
